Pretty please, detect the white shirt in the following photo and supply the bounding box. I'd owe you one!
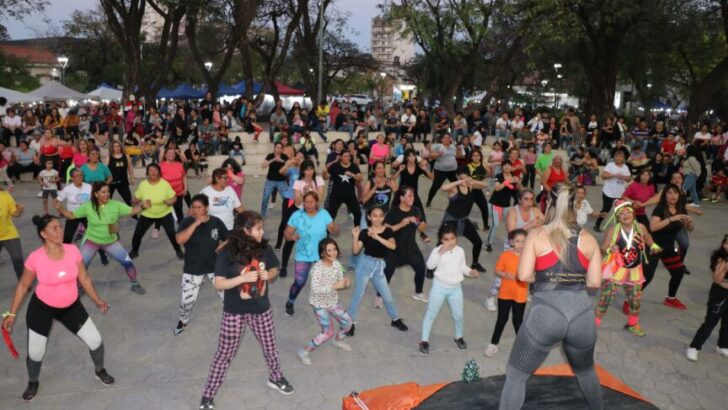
[602,162,630,198]
[2,115,21,128]
[200,186,241,230]
[693,131,711,142]
[426,245,471,288]
[29,139,41,152]
[471,130,483,147]
[58,183,92,212]
[496,118,509,130]
[400,113,416,127]
[510,118,524,131]
[575,199,594,227]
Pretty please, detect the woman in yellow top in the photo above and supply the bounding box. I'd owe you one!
[129,163,184,260]
[0,186,25,279]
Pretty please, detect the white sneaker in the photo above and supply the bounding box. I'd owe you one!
[688,203,701,208]
[373,296,383,309]
[716,346,728,358]
[297,349,311,365]
[332,340,352,352]
[268,202,275,210]
[484,344,498,357]
[686,347,698,362]
[36,191,43,197]
[412,293,428,303]
[485,297,497,312]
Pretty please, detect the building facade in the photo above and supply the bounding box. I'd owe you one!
[370,16,415,74]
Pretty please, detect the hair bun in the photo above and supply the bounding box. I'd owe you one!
[32,215,44,226]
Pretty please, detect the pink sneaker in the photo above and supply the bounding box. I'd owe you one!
[152,228,159,240]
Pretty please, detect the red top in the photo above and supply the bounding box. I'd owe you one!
[40,143,58,156]
[511,159,524,178]
[622,182,656,216]
[546,166,566,188]
[59,145,74,160]
[160,161,186,196]
[535,248,589,272]
[661,140,676,154]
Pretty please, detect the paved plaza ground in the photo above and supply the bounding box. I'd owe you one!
[1,170,727,410]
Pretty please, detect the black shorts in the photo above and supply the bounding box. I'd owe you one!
[42,190,58,199]
[26,293,89,338]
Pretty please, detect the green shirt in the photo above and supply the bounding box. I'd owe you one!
[535,152,554,174]
[74,200,132,245]
[135,179,175,218]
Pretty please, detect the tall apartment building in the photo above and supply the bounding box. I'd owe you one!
[370,16,415,71]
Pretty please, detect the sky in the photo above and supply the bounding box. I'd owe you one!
[4,0,379,50]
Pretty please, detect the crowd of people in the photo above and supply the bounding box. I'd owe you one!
[0,95,727,410]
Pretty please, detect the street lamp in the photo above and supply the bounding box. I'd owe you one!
[204,61,213,71]
[57,55,69,85]
[379,72,387,100]
[553,63,562,71]
[647,83,652,89]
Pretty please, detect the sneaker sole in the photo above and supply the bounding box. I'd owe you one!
[267,381,295,395]
[94,374,114,386]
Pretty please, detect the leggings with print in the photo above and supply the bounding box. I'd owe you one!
[306,303,352,350]
[288,261,314,304]
[81,239,137,282]
[179,273,223,324]
[595,280,642,321]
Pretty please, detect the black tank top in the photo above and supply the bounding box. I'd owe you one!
[446,186,474,219]
[532,229,589,292]
[616,226,643,269]
[365,179,393,213]
[399,165,422,193]
[108,155,129,184]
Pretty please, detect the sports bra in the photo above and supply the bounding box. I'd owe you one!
[532,229,589,292]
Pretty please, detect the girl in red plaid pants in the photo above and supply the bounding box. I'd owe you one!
[199,211,294,410]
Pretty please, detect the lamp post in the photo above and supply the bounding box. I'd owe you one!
[317,0,326,105]
[379,72,386,101]
[540,79,548,107]
[553,62,563,109]
[57,55,69,85]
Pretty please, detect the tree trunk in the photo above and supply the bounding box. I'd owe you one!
[686,56,728,132]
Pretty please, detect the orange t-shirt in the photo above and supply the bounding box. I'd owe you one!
[496,250,528,303]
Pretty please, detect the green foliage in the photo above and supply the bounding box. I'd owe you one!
[0,0,49,40]
[0,50,40,91]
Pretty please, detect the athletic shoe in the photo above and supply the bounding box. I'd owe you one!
[624,324,646,337]
[419,341,429,355]
[717,346,728,358]
[702,197,712,201]
[332,340,352,352]
[472,262,487,273]
[711,198,719,203]
[297,349,312,366]
[345,324,355,337]
[593,224,602,233]
[128,251,139,259]
[419,232,431,243]
[199,397,215,409]
[94,368,115,385]
[267,377,295,395]
[454,338,467,350]
[279,268,287,278]
[100,255,109,266]
[373,296,383,309]
[485,244,493,253]
[274,244,282,250]
[176,250,185,260]
[130,282,146,295]
[285,301,295,316]
[391,318,408,331]
[152,228,159,239]
[268,202,275,210]
[484,344,498,357]
[686,347,698,362]
[663,297,687,310]
[174,321,187,336]
[485,297,497,312]
[36,191,43,198]
[622,300,630,315]
[426,269,434,279]
[22,381,39,401]
[412,293,428,303]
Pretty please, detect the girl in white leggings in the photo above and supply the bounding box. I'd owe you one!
[2,215,113,402]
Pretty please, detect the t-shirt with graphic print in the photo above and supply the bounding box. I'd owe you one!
[199,185,241,230]
[177,215,229,275]
[328,162,360,197]
[216,244,280,314]
[287,208,333,262]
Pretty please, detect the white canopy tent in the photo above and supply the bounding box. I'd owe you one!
[87,86,122,101]
[29,80,90,101]
[0,86,39,103]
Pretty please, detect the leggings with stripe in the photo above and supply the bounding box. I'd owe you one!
[305,303,352,350]
[81,239,137,282]
[26,294,105,382]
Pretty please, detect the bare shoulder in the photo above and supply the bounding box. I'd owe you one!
[578,229,599,256]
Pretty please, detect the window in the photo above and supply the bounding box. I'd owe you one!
[393,56,400,66]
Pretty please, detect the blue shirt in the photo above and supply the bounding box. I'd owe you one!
[80,163,112,183]
[281,167,299,200]
[288,209,332,262]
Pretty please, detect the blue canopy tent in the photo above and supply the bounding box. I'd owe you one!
[171,83,204,99]
[156,87,176,99]
[232,80,262,95]
[651,100,671,110]
[208,82,241,97]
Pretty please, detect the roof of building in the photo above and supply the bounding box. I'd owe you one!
[0,44,57,65]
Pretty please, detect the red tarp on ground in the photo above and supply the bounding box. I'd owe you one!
[274,80,305,96]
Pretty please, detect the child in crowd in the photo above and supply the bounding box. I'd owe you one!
[704,168,727,203]
[37,159,59,215]
[228,136,246,165]
[0,149,13,191]
[297,238,353,366]
[419,224,478,355]
[484,229,528,357]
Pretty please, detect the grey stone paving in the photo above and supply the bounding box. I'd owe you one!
[1,171,727,410]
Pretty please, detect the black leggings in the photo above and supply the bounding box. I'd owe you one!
[412,192,427,222]
[594,193,617,228]
[471,189,490,229]
[690,284,728,350]
[172,193,192,223]
[426,169,457,204]
[636,214,659,289]
[522,164,536,189]
[276,198,296,249]
[491,298,526,345]
[384,258,427,294]
[132,213,181,254]
[326,191,361,224]
[109,183,132,205]
[441,218,482,264]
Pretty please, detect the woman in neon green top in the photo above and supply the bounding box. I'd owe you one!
[55,182,146,294]
[534,142,555,180]
[0,186,25,280]
[130,163,184,260]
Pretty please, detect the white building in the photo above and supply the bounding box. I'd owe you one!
[370,16,415,73]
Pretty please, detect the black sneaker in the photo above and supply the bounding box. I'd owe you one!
[176,250,185,260]
[267,377,295,395]
[425,201,432,208]
[593,224,602,233]
[426,269,434,279]
[472,262,487,273]
[285,301,294,316]
[454,338,467,351]
[174,321,187,336]
[279,268,287,278]
[22,381,39,401]
[391,318,408,331]
[485,244,493,252]
[345,324,355,337]
[274,244,282,250]
[100,255,109,266]
[199,397,215,409]
[419,341,430,355]
[129,250,139,259]
[94,368,115,385]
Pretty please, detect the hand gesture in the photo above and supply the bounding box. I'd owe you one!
[351,226,360,238]
[239,266,259,283]
[259,269,270,281]
[143,199,152,209]
[2,315,15,332]
[96,300,110,314]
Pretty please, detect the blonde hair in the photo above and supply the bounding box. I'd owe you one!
[543,184,578,263]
